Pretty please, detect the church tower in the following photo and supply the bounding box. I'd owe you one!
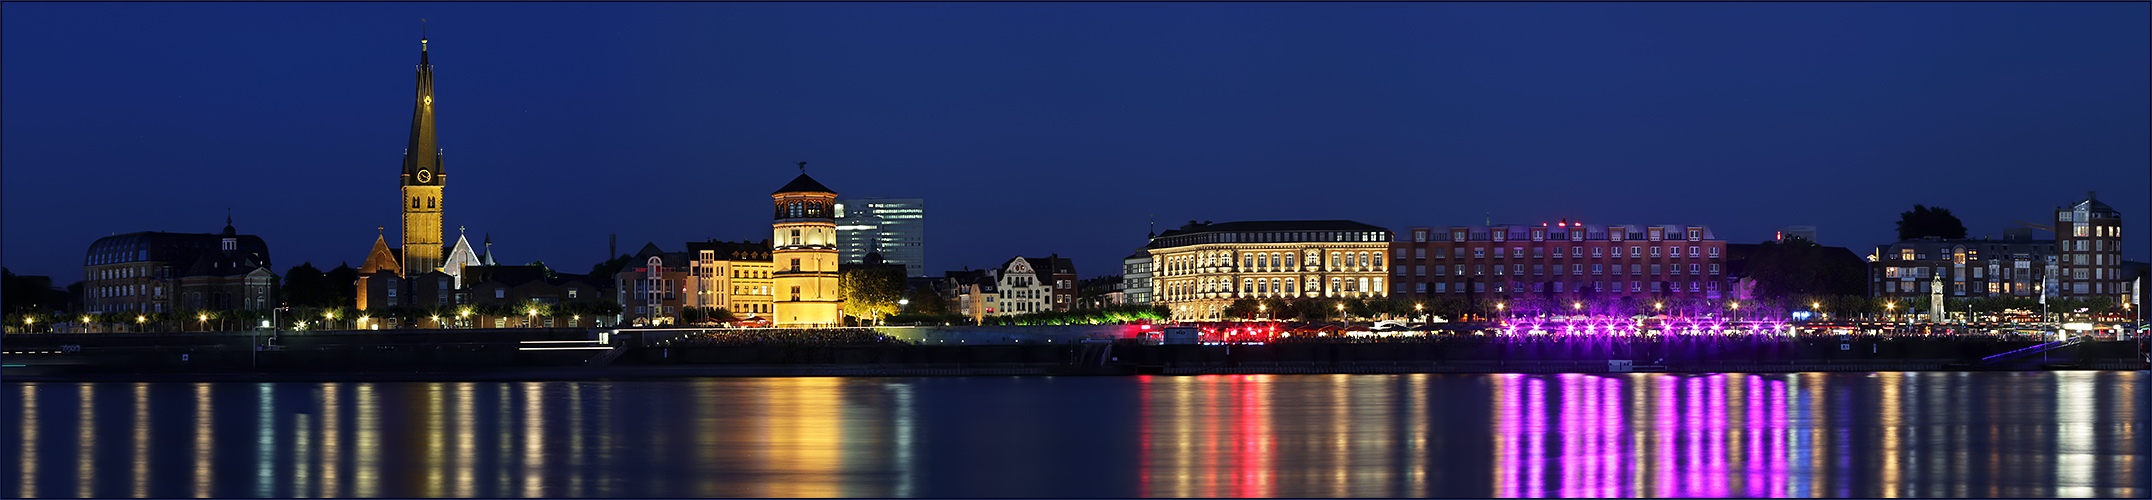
[400,36,446,276]
[771,164,844,327]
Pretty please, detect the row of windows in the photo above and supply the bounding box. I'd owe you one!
[1412,228,1705,243]
[1411,263,1715,277]
[1400,245,1715,260]
[1157,231,1389,248]
[1159,277,1385,300]
[1414,280,1718,294]
[1161,250,1388,275]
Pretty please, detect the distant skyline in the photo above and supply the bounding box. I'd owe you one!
[4,3,2146,285]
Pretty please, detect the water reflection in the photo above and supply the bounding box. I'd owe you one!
[2,372,2144,498]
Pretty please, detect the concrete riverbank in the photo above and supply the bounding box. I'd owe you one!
[4,327,2143,381]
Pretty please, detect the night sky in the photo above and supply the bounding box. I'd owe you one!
[4,3,2146,285]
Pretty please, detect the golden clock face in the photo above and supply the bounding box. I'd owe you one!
[416,170,432,183]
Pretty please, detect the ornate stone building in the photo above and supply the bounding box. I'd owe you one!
[770,168,845,327]
[1147,220,1393,321]
[80,217,276,314]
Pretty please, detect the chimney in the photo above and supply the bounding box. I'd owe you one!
[2088,191,2097,201]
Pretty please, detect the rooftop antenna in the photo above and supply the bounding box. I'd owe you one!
[420,19,429,50]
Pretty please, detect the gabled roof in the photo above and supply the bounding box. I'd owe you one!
[772,173,835,195]
[359,235,404,275]
[631,242,689,267]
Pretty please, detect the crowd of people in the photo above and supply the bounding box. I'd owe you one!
[667,328,911,347]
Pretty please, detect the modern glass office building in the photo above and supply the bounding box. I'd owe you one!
[835,198,927,277]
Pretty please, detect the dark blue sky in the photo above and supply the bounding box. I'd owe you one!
[5,3,2147,284]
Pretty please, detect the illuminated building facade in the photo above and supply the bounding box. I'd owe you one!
[993,255,1076,314]
[687,240,775,320]
[1148,220,1393,321]
[1122,249,1153,305]
[771,171,845,327]
[835,198,926,277]
[2054,191,2125,300]
[1392,222,1729,300]
[943,269,998,322]
[81,217,276,314]
[1869,236,2055,302]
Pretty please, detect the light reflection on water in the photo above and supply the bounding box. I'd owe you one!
[1,372,2143,498]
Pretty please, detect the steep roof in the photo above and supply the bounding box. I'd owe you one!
[358,235,403,275]
[771,173,835,195]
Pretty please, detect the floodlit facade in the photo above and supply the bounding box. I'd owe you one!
[1869,236,2056,302]
[770,171,845,327]
[1393,222,1730,300]
[1148,220,1394,321]
[836,198,927,277]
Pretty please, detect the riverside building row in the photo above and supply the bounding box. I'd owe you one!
[1868,192,2127,304]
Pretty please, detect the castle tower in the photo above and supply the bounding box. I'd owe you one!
[400,36,446,276]
[770,164,844,327]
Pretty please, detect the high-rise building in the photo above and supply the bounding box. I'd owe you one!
[835,198,926,277]
[771,168,845,327]
[2054,191,2125,300]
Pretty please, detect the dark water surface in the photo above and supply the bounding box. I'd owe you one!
[3,372,2144,498]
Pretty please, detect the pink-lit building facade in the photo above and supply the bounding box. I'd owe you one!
[1390,222,1730,301]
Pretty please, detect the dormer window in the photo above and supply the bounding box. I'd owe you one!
[222,238,237,251]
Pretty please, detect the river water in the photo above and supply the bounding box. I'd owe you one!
[3,371,2144,498]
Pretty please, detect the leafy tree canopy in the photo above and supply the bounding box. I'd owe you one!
[1896,204,1968,240]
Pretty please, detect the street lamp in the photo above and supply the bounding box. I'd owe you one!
[198,313,208,331]
[324,311,335,330]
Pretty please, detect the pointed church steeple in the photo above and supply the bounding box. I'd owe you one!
[398,33,446,276]
[402,36,440,185]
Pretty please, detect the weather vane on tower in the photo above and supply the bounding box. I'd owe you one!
[797,161,807,174]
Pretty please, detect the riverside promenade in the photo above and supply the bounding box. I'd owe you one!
[3,326,2145,381]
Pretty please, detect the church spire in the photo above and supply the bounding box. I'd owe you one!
[402,34,439,185]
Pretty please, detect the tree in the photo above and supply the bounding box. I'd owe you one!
[906,289,949,316]
[282,263,331,308]
[1223,299,1260,319]
[528,260,558,281]
[680,306,705,324]
[1896,204,1968,240]
[324,263,358,309]
[704,307,736,323]
[590,254,635,279]
[839,266,905,324]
